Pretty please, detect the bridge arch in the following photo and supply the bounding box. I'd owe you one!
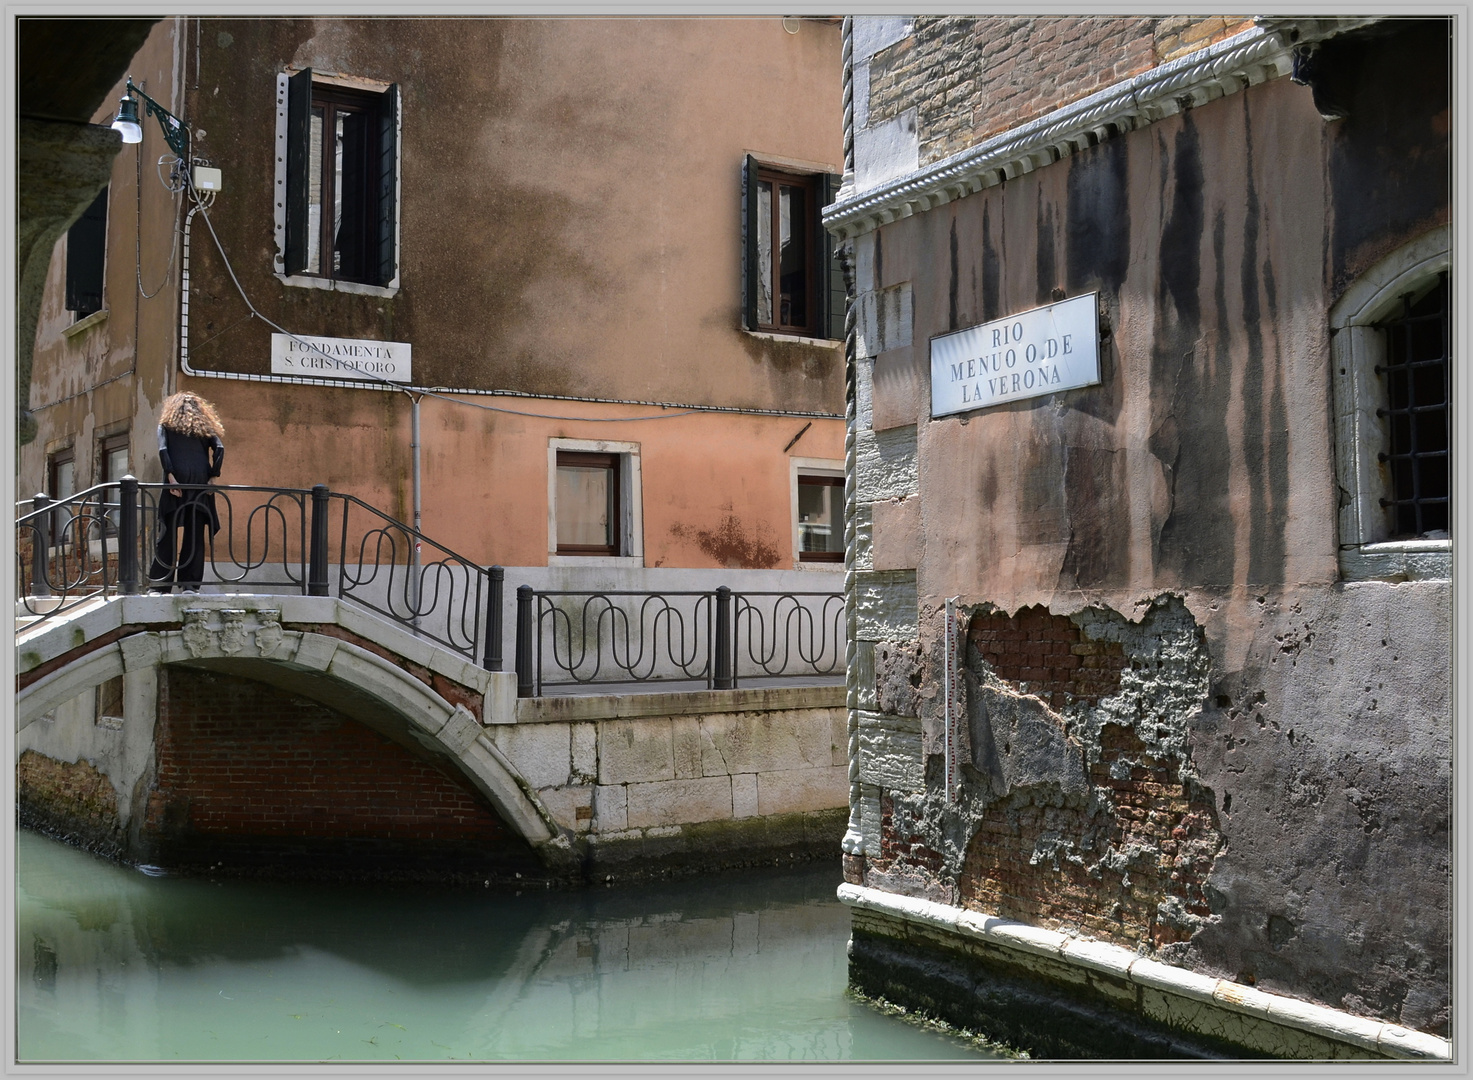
[17,596,566,870]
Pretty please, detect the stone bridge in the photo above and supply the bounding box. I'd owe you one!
[16,594,847,883]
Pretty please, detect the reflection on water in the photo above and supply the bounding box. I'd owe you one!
[16,831,998,1063]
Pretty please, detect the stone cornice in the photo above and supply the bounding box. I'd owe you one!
[823,17,1382,241]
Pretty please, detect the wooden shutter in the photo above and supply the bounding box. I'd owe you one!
[819,172,845,342]
[283,68,313,276]
[742,154,760,331]
[65,187,107,316]
[376,83,399,287]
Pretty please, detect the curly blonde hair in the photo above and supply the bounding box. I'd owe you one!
[159,391,225,439]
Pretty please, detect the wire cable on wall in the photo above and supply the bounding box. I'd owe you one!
[181,183,840,423]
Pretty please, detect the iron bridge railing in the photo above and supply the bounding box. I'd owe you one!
[16,478,505,671]
[515,585,844,696]
[16,479,844,693]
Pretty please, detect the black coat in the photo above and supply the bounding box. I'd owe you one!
[157,425,225,533]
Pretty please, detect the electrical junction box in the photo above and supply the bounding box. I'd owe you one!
[192,166,222,192]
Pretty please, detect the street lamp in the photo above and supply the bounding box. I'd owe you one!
[110,77,190,161]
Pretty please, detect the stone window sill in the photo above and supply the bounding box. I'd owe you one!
[742,329,842,348]
[1339,538,1450,582]
[274,273,399,299]
[62,310,108,338]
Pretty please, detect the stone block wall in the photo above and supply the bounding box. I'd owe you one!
[496,689,850,876]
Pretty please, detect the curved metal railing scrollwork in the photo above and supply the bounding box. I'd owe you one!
[16,479,505,672]
[519,586,844,696]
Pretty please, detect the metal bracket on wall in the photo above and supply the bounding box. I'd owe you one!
[943,596,962,802]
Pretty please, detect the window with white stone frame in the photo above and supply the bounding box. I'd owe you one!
[790,457,845,568]
[547,438,644,566]
[1330,225,1450,580]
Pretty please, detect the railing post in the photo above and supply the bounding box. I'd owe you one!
[118,476,139,595]
[714,586,733,690]
[515,585,534,697]
[308,484,330,596]
[29,493,51,597]
[483,565,504,671]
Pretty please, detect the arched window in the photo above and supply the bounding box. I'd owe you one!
[1330,225,1450,580]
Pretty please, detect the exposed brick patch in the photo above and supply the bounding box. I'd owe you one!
[969,605,1128,709]
[288,622,483,720]
[955,723,1222,949]
[142,667,529,875]
[17,749,123,854]
[872,792,946,877]
[866,16,1256,165]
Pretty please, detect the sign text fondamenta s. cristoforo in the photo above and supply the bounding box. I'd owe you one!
[270,333,412,384]
[930,293,1100,418]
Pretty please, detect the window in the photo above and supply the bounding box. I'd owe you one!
[798,475,844,561]
[65,186,107,319]
[46,446,74,546]
[743,157,844,340]
[547,439,644,563]
[277,70,399,289]
[790,457,844,568]
[98,432,129,533]
[1376,273,1449,538]
[556,452,620,555]
[95,676,124,729]
[1330,225,1450,580]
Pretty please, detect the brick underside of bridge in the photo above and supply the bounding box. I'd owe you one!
[21,666,543,883]
[16,595,849,885]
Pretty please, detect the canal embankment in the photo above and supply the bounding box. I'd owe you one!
[17,594,848,885]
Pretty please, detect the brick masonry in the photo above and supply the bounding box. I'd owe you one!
[969,605,1127,710]
[140,666,535,879]
[861,597,1224,956]
[17,748,123,856]
[865,16,1255,165]
[957,722,1223,950]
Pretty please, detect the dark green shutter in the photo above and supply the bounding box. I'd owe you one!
[283,68,312,276]
[376,83,399,287]
[819,172,845,342]
[65,187,107,316]
[742,154,760,331]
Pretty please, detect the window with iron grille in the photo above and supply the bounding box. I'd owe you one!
[1329,225,1450,580]
[1376,272,1449,538]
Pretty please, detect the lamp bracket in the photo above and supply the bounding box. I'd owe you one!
[125,78,191,161]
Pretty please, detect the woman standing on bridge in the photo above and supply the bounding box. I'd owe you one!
[147,391,225,593]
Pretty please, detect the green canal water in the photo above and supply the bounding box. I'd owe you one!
[16,830,1001,1064]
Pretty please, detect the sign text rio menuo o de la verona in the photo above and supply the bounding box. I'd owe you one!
[271,333,412,384]
[930,293,1100,418]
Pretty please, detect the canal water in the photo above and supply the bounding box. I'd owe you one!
[16,830,1001,1064]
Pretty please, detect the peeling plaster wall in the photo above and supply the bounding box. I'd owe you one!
[19,18,847,574]
[844,17,1450,1043]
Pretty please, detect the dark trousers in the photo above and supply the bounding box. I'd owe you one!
[148,505,211,590]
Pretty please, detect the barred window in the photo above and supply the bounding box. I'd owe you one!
[1329,226,1450,580]
[1377,272,1449,537]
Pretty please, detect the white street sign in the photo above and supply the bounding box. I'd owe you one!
[271,333,413,384]
[930,293,1100,418]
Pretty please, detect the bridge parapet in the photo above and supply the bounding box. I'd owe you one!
[17,590,848,883]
